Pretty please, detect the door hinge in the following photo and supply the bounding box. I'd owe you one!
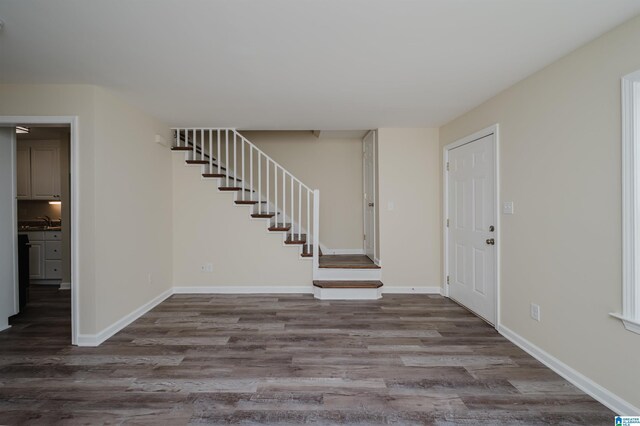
[446,162,450,171]
[446,275,450,285]
[446,218,449,227]
[363,234,366,241]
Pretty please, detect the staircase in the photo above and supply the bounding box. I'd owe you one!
[172,128,382,299]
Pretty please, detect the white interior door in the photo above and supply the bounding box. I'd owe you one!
[447,133,496,324]
[363,131,376,260]
[0,127,18,330]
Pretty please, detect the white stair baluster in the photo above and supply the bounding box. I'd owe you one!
[208,129,213,171]
[266,160,270,214]
[191,129,196,159]
[200,129,204,161]
[233,131,237,186]
[275,167,278,226]
[241,135,245,198]
[307,190,310,254]
[250,145,253,201]
[298,184,302,240]
[258,153,262,213]
[290,177,294,238]
[217,130,221,174]
[283,172,286,229]
[225,129,229,186]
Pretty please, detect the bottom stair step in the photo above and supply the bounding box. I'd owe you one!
[313,280,383,289]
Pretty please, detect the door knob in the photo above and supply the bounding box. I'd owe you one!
[486,238,495,245]
[368,203,374,207]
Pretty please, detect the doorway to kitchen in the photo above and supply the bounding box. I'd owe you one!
[0,116,79,345]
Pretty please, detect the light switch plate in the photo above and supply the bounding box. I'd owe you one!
[387,201,395,211]
[503,201,514,215]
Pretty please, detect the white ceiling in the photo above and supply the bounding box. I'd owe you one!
[1,1,639,129]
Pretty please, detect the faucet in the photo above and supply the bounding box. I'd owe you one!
[37,215,52,227]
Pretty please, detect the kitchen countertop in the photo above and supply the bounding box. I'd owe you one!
[18,227,62,232]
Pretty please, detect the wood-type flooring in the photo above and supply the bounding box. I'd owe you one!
[0,286,614,425]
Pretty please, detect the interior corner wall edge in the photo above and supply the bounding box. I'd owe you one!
[439,14,640,409]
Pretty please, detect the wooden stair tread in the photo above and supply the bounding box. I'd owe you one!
[171,146,192,151]
[235,200,267,205]
[313,280,383,289]
[285,234,307,244]
[219,187,254,193]
[186,160,209,165]
[203,173,242,182]
[269,224,291,231]
[318,255,380,269]
[252,213,276,218]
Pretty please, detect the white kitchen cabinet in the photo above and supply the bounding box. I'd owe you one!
[16,146,31,199]
[28,241,44,279]
[24,231,62,282]
[44,261,62,279]
[16,141,61,200]
[45,241,62,260]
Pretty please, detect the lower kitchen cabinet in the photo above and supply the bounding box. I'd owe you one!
[24,231,63,282]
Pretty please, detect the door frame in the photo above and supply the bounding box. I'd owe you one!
[0,116,79,345]
[443,124,500,327]
[362,130,377,262]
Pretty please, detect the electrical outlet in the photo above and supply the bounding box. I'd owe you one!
[530,303,541,322]
[201,263,213,273]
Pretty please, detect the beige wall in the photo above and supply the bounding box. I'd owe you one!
[440,14,640,409]
[377,128,441,288]
[243,131,363,251]
[0,84,173,336]
[92,87,173,332]
[172,154,312,287]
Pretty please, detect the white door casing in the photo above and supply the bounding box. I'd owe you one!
[363,130,376,260]
[0,127,18,331]
[0,115,79,345]
[446,132,497,324]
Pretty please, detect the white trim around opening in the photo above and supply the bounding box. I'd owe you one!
[0,116,80,345]
[612,69,640,335]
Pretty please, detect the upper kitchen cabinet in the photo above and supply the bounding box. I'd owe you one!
[16,145,31,198]
[16,141,61,200]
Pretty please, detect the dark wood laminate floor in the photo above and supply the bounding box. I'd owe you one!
[0,286,614,425]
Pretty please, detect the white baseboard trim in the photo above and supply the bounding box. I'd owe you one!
[382,286,442,294]
[322,248,365,255]
[0,322,10,333]
[59,282,71,290]
[498,324,640,415]
[77,288,173,347]
[173,285,313,294]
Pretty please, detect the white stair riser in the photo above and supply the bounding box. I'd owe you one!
[313,286,382,300]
